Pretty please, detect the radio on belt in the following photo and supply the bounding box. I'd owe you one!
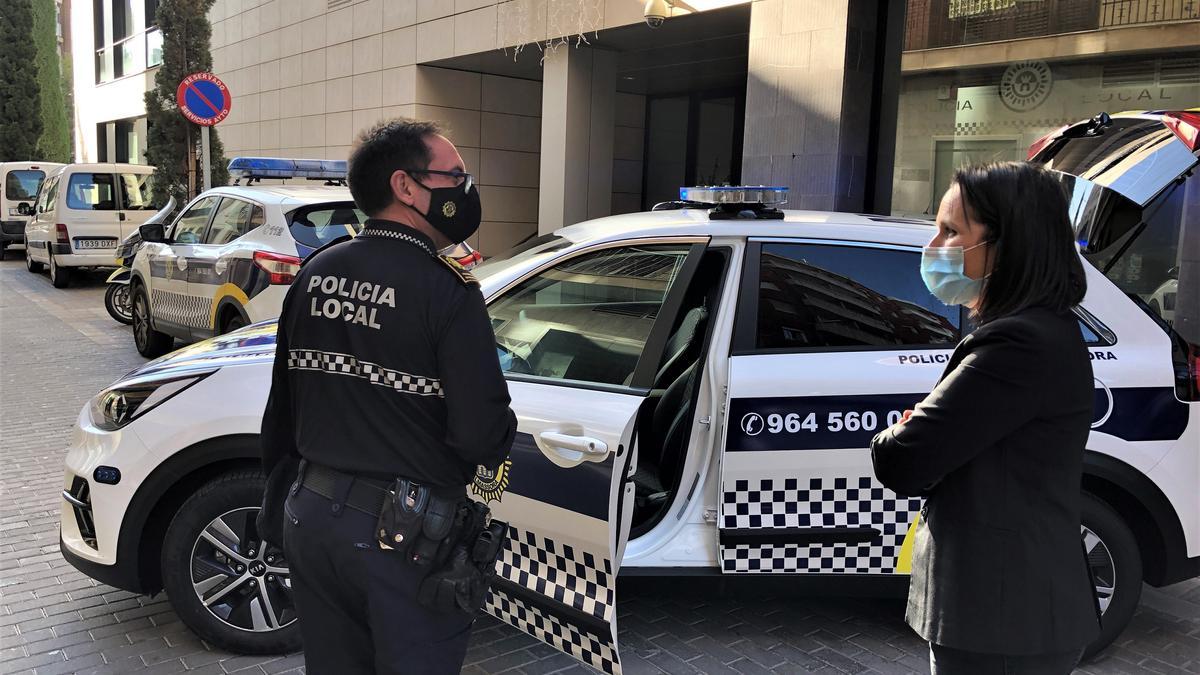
[655,185,789,220]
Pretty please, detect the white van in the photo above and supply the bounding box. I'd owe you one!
[25,163,157,288]
[1,161,64,258]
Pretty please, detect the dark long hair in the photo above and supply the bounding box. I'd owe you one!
[953,161,1087,324]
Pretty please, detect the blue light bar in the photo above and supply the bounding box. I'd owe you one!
[680,186,788,205]
[227,157,347,180]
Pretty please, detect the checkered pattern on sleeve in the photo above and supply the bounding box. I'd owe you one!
[485,588,619,675]
[493,527,614,623]
[287,349,443,397]
[151,289,212,329]
[721,476,922,574]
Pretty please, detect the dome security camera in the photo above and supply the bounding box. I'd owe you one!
[644,0,669,28]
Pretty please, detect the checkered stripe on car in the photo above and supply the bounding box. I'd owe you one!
[485,588,619,675]
[495,527,613,623]
[287,349,443,397]
[151,289,211,328]
[721,476,922,574]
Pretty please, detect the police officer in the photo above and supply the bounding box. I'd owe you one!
[258,118,517,674]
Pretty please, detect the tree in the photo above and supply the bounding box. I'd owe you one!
[144,0,229,207]
[31,0,71,162]
[0,0,43,160]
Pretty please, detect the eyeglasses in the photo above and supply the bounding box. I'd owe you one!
[405,168,474,192]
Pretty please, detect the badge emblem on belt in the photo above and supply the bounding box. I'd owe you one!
[472,459,511,503]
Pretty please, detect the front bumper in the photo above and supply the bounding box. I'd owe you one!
[59,535,143,593]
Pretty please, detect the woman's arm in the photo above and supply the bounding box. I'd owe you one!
[870,319,1047,496]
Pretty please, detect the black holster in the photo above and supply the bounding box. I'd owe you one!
[417,501,508,616]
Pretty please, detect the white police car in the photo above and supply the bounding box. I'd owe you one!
[62,179,1197,668]
[130,158,364,358]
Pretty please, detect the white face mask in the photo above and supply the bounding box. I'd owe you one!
[920,241,988,307]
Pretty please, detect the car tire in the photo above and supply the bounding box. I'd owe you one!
[104,283,134,325]
[0,241,7,259]
[221,311,248,334]
[49,251,72,288]
[132,284,173,358]
[25,239,43,273]
[1081,493,1142,658]
[160,471,300,655]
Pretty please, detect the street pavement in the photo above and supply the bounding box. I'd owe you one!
[1,254,1197,675]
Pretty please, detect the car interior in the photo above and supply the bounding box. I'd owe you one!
[628,248,729,537]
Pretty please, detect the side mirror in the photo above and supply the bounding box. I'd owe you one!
[16,203,32,216]
[139,222,167,243]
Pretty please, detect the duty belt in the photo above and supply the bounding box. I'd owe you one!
[298,462,465,518]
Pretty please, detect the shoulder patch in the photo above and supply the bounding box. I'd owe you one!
[299,234,353,268]
[437,255,479,287]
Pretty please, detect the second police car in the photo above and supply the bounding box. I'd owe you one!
[130,158,364,357]
[62,113,1198,672]
[130,158,482,357]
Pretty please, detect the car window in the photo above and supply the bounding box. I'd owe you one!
[171,197,218,244]
[118,173,155,210]
[205,198,254,245]
[488,244,692,386]
[37,176,58,213]
[288,203,365,248]
[5,170,45,201]
[1090,171,1199,342]
[66,173,118,211]
[754,243,961,350]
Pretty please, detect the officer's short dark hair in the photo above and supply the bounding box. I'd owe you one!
[348,118,443,217]
[953,161,1087,324]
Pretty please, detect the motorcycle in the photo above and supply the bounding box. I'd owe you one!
[105,197,175,325]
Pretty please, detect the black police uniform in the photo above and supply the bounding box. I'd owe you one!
[258,218,517,674]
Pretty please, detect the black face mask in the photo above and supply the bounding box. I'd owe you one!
[410,177,482,245]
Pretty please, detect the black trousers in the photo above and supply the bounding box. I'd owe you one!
[283,485,475,674]
[930,643,1084,675]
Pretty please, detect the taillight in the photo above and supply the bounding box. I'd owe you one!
[253,250,301,284]
[56,224,69,244]
[1162,111,1200,152]
[1027,123,1070,160]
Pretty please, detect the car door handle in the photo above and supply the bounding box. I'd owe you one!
[538,431,609,457]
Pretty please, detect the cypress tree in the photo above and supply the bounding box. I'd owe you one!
[0,0,43,160]
[32,0,71,163]
[144,0,228,207]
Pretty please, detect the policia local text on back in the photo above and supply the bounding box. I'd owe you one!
[258,118,517,674]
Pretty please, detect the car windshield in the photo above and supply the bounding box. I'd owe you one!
[288,203,365,248]
[473,234,573,283]
[5,170,45,201]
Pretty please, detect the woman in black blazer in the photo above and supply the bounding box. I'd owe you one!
[871,162,1101,674]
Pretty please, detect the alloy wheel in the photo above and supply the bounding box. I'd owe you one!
[133,292,150,350]
[188,507,296,632]
[1082,524,1116,615]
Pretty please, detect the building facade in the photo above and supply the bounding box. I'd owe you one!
[67,0,1199,253]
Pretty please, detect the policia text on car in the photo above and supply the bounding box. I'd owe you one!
[258,119,518,674]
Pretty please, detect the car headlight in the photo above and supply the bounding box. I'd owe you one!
[88,372,213,431]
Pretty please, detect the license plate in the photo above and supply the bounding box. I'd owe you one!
[76,239,116,249]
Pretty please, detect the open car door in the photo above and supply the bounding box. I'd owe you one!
[477,239,708,674]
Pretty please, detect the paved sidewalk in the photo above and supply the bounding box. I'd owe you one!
[1,256,1197,674]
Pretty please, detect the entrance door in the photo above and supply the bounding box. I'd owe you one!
[718,239,963,575]
[479,239,706,674]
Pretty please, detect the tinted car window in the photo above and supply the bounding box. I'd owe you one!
[66,173,118,210]
[119,173,155,210]
[38,176,59,212]
[488,245,691,386]
[755,243,960,350]
[1037,119,1168,177]
[1092,172,1199,342]
[5,170,45,201]
[288,203,365,248]
[172,197,218,244]
[205,198,254,245]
